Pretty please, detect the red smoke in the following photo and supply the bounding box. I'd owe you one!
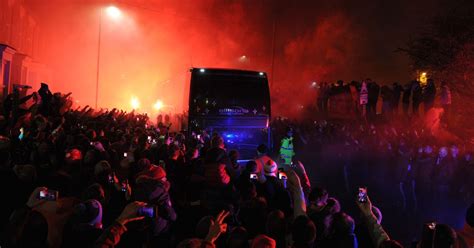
[274,12,363,118]
[20,0,422,120]
[26,0,272,117]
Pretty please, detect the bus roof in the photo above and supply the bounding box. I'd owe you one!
[190,68,267,78]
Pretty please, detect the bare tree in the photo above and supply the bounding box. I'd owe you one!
[400,0,474,133]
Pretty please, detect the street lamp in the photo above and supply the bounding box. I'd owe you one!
[106,6,122,19]
[419,71,428,86]
[131,96,140,110]
[95,5,122,109]
[238,55,248,63]
[153,100,164,111]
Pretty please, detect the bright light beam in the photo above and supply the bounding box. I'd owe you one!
[238,55,248,63]
[131,96,140,109]
[153,100,164,111]
[105,6,122,19]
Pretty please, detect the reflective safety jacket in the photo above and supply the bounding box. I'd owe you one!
[279,137,295,165]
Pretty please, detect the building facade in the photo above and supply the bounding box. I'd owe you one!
[0,0,49,100]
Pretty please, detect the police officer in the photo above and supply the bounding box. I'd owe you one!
[279,127,295,166]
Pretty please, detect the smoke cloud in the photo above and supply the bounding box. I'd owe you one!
[20,0,438,119]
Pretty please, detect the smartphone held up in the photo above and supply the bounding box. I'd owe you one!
[38,189,58,201]
[358,187,368,203]
[121,179,129,192]
[137,206,157,218]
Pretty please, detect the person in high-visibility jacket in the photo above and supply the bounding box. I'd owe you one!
[279,127,295,166]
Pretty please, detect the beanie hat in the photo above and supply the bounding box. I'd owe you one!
[76,199,103,229]
[251,235,276,248]
[136,165,166,181]
[94,160,111,176]
[82,183,105,203]
[137,158,152,173]
[264,160,277,177]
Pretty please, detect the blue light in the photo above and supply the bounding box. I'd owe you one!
[225,133,240,139]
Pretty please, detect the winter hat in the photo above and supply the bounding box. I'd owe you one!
[136,165,166,181]
[251,235,276,248]
[264,160,278,177]
[82,183,105,203]
[94,160,111,176]
[75,199,103,229]
[136,158,152,173]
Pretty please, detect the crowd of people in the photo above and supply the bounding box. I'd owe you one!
[0,83,472,248]
[272,116,473,206]
[315,79,452,121]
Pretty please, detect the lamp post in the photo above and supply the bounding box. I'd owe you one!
[95,6,121,109]
[95,9,102,109]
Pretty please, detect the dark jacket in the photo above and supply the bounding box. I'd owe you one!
[261,176,292,215]
[205,147,232,169]
[402,84,412,104]
[368,83,380,105]
[424,81,436,103]
[62,223,103,248]
[432,157,454,185]
[412,83,423,103]
[392,84,403,106]
[416,155,435,184]
[133,178,177,236]
[321,234,358,248]
[204,148,232,188]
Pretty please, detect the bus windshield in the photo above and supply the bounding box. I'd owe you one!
[190,70,270,117]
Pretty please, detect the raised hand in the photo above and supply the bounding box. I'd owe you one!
[205,210,230,243]
[286,169,302,192]
[116,201,147,225]
[27,187,48,208]
[356,193,373,217]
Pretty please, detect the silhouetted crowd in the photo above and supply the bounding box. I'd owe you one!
[0,84,472,248]
[316,79,452,121]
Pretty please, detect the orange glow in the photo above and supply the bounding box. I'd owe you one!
[419,71,428,85]
[130,96,140,110]
[153,100,164,111]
